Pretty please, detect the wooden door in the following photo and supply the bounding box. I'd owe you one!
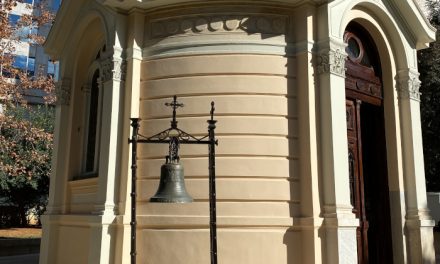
[345,23,394,264]
[346,99,369,264]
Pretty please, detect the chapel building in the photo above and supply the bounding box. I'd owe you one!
[41,0,436,263]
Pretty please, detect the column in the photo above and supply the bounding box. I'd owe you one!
[396,69,436,263]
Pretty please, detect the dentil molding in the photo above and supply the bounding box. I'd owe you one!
[150,14,287,38]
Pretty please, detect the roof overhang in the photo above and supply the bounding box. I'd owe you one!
[390,0,436,49]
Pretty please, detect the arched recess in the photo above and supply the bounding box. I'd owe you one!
[61,7,112,78]
[338,1,409,69]
[45,10,111,216]
[67,17,107,181]
[337,3,413,263]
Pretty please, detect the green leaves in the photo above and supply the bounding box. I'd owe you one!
[0,105,53,226]
[419,0,440,191]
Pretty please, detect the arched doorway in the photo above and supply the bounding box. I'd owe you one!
[345,22,394,264]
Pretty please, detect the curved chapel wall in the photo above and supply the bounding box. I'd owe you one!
[136,6,301,263]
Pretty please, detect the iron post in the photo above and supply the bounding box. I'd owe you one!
[129,118,139,264]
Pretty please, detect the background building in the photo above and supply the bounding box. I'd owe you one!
[41,0,436,263]
[0,0,61,109]
[7,0,61,78]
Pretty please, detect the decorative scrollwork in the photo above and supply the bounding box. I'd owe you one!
[316,48,347,77]
[167,137,180,163]
[101,57,127,83]
[138,127,207,143]
[136,96,211,167]
[348,150,356,208]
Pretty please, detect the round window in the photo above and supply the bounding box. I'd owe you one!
[347,38,360,59]
[344,33,364,63]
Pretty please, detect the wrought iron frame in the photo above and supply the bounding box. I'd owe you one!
[128,95,218,264]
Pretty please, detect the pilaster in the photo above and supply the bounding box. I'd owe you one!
[291,5,322,264]
[39,77,73,264]
[117,11,145,264]
[395,69,435,263]
[315,37,358,264]
[93,49,126,215]
[84,48,126,263]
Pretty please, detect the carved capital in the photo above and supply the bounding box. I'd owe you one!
[151,14,287,38]
[101,57,127,83]
[395,70,421,101]
[56,78,72,106]
[315,48,347,77]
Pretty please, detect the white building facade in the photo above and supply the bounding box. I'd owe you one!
[41,0,436,263]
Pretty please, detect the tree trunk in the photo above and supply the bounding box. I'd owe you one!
[18,203,27,227]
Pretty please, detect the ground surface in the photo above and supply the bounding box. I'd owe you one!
[0,228,41,239]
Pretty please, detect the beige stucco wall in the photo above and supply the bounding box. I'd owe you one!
[135,8,301,263]
[40,0,436,263]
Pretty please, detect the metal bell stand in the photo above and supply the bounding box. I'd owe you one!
[128,95,218,264]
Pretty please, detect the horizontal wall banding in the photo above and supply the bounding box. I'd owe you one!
[137,156,296,178]
[141,75,295,99]
[138,176,299,181]
[140,93,297,101]
[141,54,294,80]
[139,95,296,118]
[136,217,298,229]
[138,177,300,202]
[137,137,298,158]
[137,116,299,138]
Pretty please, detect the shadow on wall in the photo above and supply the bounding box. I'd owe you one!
[434,231,440,264]
[428,193,440,225]
[428,192,440,263]
[284,52,300,263]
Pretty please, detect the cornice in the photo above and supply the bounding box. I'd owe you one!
[387,0,435,49]
[99,0,326,11]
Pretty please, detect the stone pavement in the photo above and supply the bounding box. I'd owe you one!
[0,253,39,264]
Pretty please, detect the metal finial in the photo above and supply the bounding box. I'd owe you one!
[210,101,215,121]
[165,95,184,129]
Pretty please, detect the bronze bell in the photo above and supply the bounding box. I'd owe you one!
[150,162,193,203]
[150,137,193,203]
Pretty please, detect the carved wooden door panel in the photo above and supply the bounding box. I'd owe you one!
[346,99,369,264]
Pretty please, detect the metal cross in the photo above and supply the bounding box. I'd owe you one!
[165,95,184,129]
